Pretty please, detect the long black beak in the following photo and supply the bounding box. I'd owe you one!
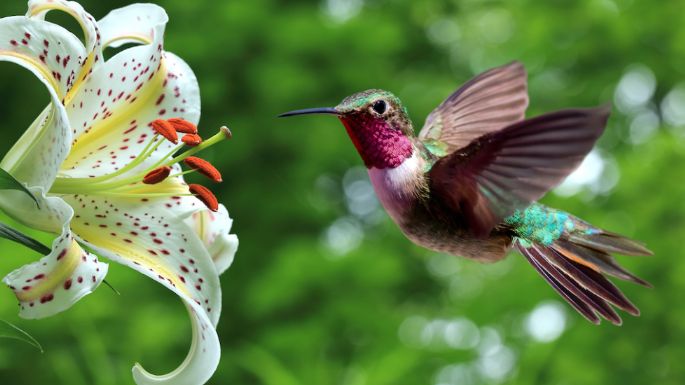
[278,107,338,118]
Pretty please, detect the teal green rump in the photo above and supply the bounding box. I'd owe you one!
[505,203,575,246]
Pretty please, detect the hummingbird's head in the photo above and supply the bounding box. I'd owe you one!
[279,89,415,169]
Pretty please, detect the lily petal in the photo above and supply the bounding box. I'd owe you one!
[187,204,238,275]
[98,3,168,48]
[0,16,86,194]
[0,15,86,99]
[65,193,221,320]
[2,196,108,319]
[132,302,219,385]
[28,0,103,100]
[61,45,200,179]
[63,193,221,384]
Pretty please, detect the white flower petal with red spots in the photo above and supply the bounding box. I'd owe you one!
[62,49,200,179]
[65,194,221,321]
[0,16,85,193]
[0,15,86,98]
[0,3,234,384]
[2,198,107,319]
[98,4,168,48]
[188,204,238,275]
[67,194,221,384]
[28,0,103,99]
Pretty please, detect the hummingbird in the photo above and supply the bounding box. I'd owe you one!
[279,61,652,325]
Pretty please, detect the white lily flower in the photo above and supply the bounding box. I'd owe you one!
[0,1,238,384]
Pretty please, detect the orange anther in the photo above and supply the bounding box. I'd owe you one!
[143,166,172,184]
[168,118,198,134]
[184,156,222,182]
[181,134,202,147]
[151,119,178,144]
[189,184,218,211]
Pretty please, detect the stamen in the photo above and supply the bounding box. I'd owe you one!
[189,184,218,211]
[162,128,231,168]
[168,118,198,134]
[183,157,222,182]
[181,134,202,147]
[151,119,178,144]
[143,166,172,184]
[51,125,232,200]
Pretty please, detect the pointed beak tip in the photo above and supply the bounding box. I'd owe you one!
[277,107,339,118]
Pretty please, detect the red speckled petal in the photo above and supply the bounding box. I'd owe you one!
[62,49,200,178]
[63,193,221,385]
[63,192,220,320]
[0,17,86,195]
[98,3,167,48]
[28,0,103,98]
[186,204,238,274]
[0,16,86,99]
[2,197,107,319]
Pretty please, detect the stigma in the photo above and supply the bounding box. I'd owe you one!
[50,118,229,211]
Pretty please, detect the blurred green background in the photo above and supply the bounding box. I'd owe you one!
[0,0,684,384]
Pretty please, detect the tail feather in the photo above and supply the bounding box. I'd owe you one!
[539,243,640,314]
[554,239,651,287]
[508,204,651,324]
[567,231,653,256]
[515,225,651,325]
[519,244,619,324]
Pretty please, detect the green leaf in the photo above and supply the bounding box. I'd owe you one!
[0,221,50,255]
[0,319,44,353]
[0,168,38,207]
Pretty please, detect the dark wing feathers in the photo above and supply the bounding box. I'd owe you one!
[429,106,611,237]
[419,61,529,152]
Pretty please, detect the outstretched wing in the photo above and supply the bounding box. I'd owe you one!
[419,61,529,153]
[428,106,611,237]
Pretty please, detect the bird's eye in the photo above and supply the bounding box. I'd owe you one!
[372,100,387,115]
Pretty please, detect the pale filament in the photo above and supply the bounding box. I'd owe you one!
[50,122,230,204]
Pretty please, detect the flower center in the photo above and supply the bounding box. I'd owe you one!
[49,119,230,211]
